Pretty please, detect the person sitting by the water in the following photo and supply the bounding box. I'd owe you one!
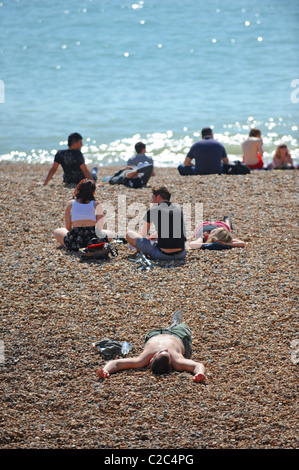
[39,133,98,186]
[53,179,113,251]
[189,216,245,250]
[242,128,264,170]
[177,127,229,175]
[97,311,205,383]
[125,186,187,260]
[267,144,294,170]
[108,161,154,188]
[127,141,155,185]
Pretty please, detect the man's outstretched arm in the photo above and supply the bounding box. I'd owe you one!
[43,162,59,185]
[80,163,96,183]
[171,355,206,383]
[97,352,152,379]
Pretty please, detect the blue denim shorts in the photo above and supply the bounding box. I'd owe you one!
[135,238,186,260]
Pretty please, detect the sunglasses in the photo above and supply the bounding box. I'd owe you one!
[83,179,94,184]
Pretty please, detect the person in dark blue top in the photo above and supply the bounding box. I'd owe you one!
[178,127,229,175]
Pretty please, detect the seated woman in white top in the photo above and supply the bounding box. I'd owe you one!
[54,179,112,251]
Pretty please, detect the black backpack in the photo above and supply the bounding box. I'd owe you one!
[80,238,118,259]
[223,161,251,175]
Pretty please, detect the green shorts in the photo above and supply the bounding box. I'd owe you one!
[144,323,192,358]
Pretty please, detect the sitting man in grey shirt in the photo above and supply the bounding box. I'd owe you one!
[127,141,155,186]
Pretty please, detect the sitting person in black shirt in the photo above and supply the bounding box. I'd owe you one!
[40,133,98,185]
[126,186,187,260]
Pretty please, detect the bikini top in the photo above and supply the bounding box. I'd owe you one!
[71,199,96,222]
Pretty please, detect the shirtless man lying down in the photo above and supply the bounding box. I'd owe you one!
[97,313,205,383]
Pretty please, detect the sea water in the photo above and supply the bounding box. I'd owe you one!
[0,0,298,167]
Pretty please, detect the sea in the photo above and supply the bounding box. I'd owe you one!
[0,0,299,167]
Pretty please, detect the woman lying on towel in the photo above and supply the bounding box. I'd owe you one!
[189,216,245,250]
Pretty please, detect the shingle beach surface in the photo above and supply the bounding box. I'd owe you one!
[0,162,298,449]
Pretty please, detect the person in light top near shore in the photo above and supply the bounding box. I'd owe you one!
[267,143,294,170]
[97,312,206,383]
[242,128,264,170]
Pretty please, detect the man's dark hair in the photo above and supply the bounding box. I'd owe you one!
[135,141,146,154]
[201,127,213,138]
[152,186,171,201]
[151,356,172,375]
[249,128,261,138]
[68,132,83,147]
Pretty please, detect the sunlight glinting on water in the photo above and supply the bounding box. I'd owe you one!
[1,121,298,167]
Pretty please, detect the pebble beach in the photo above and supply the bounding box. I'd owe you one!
[0,162,298,450]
